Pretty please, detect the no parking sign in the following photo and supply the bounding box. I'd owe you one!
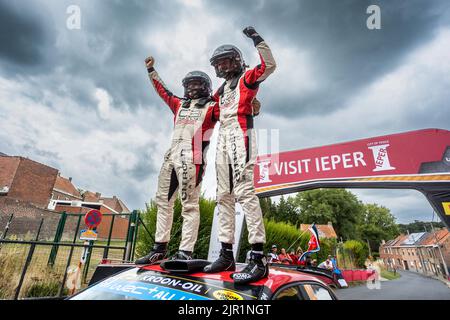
[84,209,102,229]
[80,209,103,241]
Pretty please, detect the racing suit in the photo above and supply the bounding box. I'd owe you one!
[148,68,218,252]
[214,39,276,245]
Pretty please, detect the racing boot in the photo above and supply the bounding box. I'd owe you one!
[135,242,168,265]
[169,250,193,260]
[232,250,269,284]
[203,248,235,273]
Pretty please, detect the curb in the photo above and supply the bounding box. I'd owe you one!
[411,271,450,288]
[433,276,450,289]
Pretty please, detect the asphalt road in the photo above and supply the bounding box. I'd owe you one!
[334,270,450,300]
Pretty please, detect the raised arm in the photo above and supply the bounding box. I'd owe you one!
[242,27,277,88]
[145,56,181,115]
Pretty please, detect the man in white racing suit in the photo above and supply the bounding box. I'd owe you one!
[135,57,218,264]
[204,26,276,284]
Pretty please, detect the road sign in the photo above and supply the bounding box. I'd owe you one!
[80,229,98,241]
[84,209,102,228]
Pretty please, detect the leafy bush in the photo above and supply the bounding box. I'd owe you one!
[25,281,68,298]
[136,198,337,264]
[136,196,215,259]
[343,240,369,268]
[237,219,302,262]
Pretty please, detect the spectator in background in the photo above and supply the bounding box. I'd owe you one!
[294,247,304,265]
[278,248,293,264]
[331,255,338,270]
[318,255,334,270]
[288,250,298,264]
[268,244,280,263]
[306,256,313,267]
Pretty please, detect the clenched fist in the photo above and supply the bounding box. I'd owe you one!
[243,26,258,38]
[243,26,264,46]
[145,56,155,69]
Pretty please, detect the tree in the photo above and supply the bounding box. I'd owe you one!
[260,197,277,220]
[342,240,369,268]
[292,189,364,240]
[275,195,299,225]
[398,220,444,234]
[136,196,215,259]
[358,204,400,253]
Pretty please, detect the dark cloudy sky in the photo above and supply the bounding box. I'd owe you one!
[1,0,449,224]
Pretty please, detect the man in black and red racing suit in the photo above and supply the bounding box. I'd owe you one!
[135,56,218,263]
[204,27,276,284]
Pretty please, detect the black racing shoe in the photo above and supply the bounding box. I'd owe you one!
[169,250,192,261]
[231,251,269,284]
[203,249,235,273]
[135,243,168,265]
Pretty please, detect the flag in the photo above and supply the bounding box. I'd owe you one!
[298,223,321,262]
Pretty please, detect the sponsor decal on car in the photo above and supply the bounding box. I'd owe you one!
[212,290,244,300]
[96,279,210,300]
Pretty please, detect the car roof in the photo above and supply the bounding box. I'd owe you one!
[71,262,334,300]
[138,263,328,292]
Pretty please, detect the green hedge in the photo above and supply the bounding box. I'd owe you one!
[136,196,215,259]
[136,198,336,264]
[343,240,369,268]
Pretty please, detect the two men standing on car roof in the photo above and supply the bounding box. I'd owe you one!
[136,26,276,284]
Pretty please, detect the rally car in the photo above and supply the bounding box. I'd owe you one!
[69,260,338,300]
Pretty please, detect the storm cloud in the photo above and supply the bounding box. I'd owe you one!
[0,0,449,223]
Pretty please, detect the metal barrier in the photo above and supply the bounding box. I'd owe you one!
[0,209,150,299]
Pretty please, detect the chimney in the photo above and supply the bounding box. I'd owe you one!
[69,177,72,182]
[328,221,332,226]
[95,192,101,198]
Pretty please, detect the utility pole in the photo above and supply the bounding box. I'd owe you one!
[416,245,426,275]
[367,239,372,258]
[430,222,449,279]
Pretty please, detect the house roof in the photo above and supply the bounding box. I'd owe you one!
[100,196,131,214]
[0,156,20,188]
[383,239,397,247]
[383,234,409,248]
[400,232,427,246]
[82,190,101,202]
[53,175,81,199]
[419,228,450,246]
[299,224,337,239]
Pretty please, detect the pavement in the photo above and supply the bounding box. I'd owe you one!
[334,270,450,300]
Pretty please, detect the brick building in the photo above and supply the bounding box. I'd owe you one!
[380,229,450,279]
[1,154,131,240]
[52,174,82,201]
[0,155,58,208]
[50,196,131,239]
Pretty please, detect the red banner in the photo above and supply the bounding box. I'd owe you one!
[255,129,450,192]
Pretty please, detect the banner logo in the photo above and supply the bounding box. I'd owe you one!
[257,160,272,183]
[442,202,450,216]
[368,144,396,172]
